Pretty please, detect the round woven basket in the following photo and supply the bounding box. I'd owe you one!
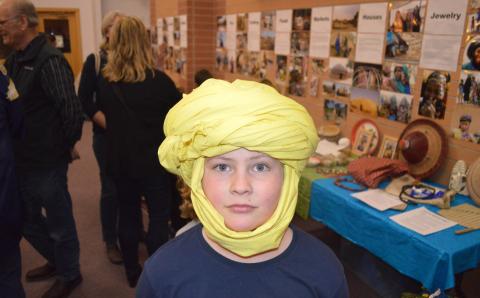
[467,157,480,206]
[318,125,341,142]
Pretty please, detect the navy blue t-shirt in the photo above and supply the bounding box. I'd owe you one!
[137,224,348,298]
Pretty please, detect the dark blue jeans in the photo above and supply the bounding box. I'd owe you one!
[0,242,25,298]
[92,133,119,246]
[114,171,172,276]
[18,163,81,281]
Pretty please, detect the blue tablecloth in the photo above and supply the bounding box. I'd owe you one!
[309,177,480,292]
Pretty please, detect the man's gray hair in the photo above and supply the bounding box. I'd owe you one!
[12,0,39,27]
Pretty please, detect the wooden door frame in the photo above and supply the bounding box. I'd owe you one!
[37,8,83,76]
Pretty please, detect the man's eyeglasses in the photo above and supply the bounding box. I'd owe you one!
[0,15,19,26]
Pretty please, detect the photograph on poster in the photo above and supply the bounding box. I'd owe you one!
[173,48,186,76]
[260,31,275,50]
[324,99,348,122]
[163,18,167,32]
[259,51,274,79]
[150,26,158,45]
[466,14,480,34]
[291,31,310,56]
[276,55,288,83]
[323,80,336,97]
[332,5,360,31]
[462,36,480,71]
[288,56,307,97]
[160,21,168,47]
[450,107,480,144]
[174,31,181,47]
[350,87,380,117]
[310,76,319,97]
[217,31,227,48]
[418,70,451,120]
[382,62,417,95]
[247,52,260,78]
[262,11,275,31]
[292,9,311,31]
[336,83,352,98]
[174,17,180,31]
[322,80,352,98]
[217,15,226,29]
[385,31,422,62]
[322,80,337,96]
[458,71,480,105]
[328,57,353,83]
[236,32,247,50]
[378,136,398,159]
[389,0,425,33]
[352,63,382,90]
[311,58,328,76]
[379,90,413,124]
[236,50,249,76]
[164,46,174,71]
[330,31,356,59]
[237,13,248,31]
[228,50,236,73]
[215,49,228,71]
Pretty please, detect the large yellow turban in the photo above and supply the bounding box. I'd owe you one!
[159,79,318,257]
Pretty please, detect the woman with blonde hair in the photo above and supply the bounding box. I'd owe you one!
[97,16,182,287]
[78,10,124,265]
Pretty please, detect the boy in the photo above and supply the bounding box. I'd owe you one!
[137,79,349,297]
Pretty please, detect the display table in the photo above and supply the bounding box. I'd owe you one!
[309,177,480,292]
[296,167,325,219]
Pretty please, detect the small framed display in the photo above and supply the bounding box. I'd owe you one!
[352,128,374,156]
[378,136,398,159]
[351,119,381,155]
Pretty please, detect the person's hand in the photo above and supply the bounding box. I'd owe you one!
[92,111,107,129]
[70,147,80,161]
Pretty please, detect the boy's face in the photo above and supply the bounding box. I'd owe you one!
[202,148,284,232]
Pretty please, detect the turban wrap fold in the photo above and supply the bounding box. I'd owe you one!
[159,79,318,257]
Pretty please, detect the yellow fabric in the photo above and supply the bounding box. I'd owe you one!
[0,65,19,101]
[159,79,318,257]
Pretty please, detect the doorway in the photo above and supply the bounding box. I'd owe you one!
[37,8,83,77]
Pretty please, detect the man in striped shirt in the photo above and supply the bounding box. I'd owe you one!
[1,0,83,297]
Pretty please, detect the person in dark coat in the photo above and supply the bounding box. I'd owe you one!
[1,1,84,297]
[99,16,182,288]
[77,10,124,266]
[0,64,25,298]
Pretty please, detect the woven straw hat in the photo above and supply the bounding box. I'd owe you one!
[467,157,480,206]
[397,119,448,179]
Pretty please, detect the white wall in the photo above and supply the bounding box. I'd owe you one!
[101,0,150,26]
[32,0,102,61]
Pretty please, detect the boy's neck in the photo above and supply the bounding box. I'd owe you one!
[202,227,293,263]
